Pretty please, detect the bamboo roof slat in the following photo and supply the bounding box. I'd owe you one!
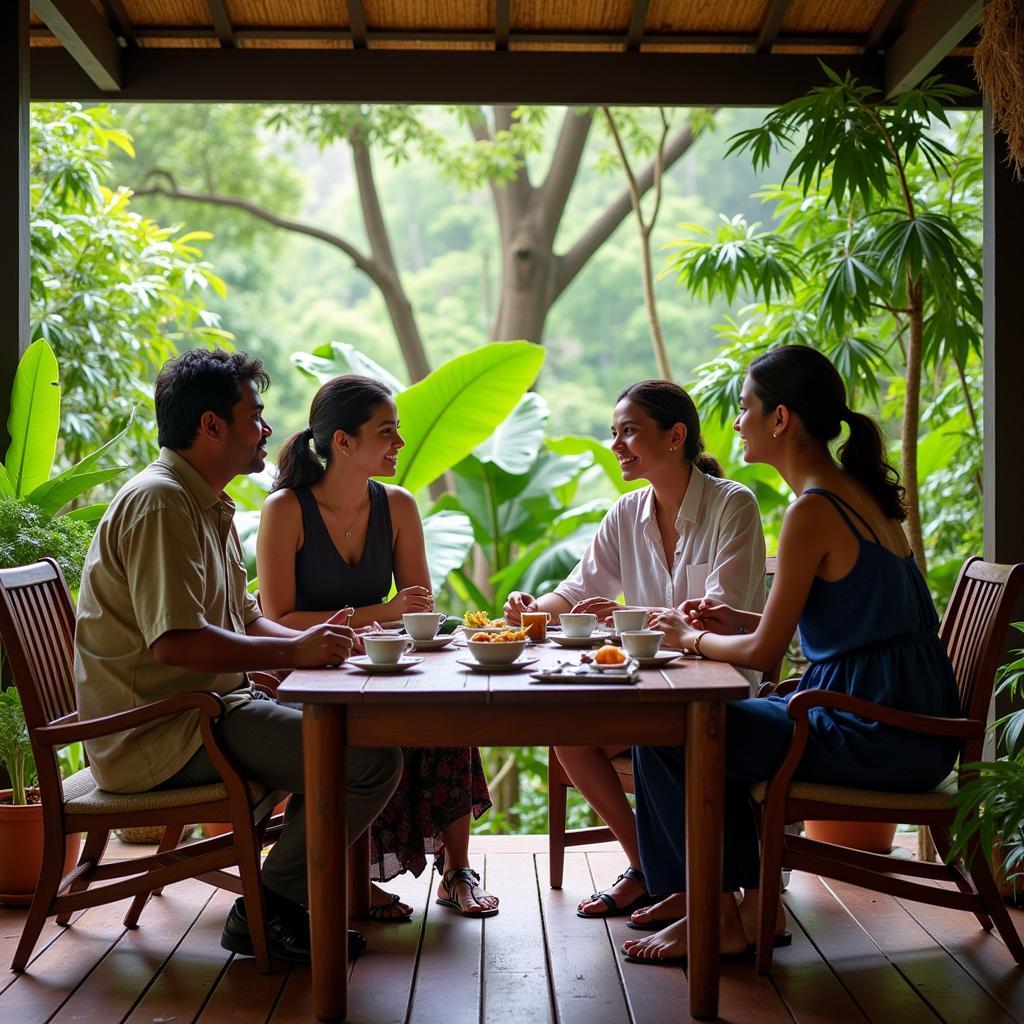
[784,0,887,34]
[510,40,625,52]
[239,37,352,49]
[646,0,766,35]
[138,36,220,47]
[372,39,495,50]
[366,2,493,32]
[513,1,635,33]
[640,43,755,54]
[773,44,865,54]
[226,1,347,29]
[122,1,210,27]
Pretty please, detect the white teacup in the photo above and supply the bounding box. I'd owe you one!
[612,609,648,633]
[620,630,664,659]
[363,635,415,665]
[403,612,446,641]
[560,613,598,638]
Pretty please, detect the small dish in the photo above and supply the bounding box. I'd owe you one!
[347,655,423,675]
[529,663,639,685]
[455,657,539,674]
[410,635,457,651]
[548,633,609,649]
[633,651,684,669]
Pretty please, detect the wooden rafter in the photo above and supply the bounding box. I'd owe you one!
[31,0,121,91]
[866,0,914,51]
[206,0,235,49]
[495,0,509,52]
[885,0,981,96]
[624,0,650,52]
[756,0,791,53]
[97,0,135,46]
[347,0,368,49]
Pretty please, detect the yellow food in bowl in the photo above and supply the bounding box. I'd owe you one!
[471,628,528,643]
[594,645,627,665]
[463,610,507,628]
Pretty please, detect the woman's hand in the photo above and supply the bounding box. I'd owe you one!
[504,591,537,625]
[570,596,624,623]
[385,586,434,618]
[678,598,745,636]
[648,608,700,651]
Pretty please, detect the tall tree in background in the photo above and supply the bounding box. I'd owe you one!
[128,104,708,381]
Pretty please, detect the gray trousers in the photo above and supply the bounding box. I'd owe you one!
[161,697,402,906]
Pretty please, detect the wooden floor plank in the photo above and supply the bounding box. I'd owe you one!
[784,873,940,1024]
[896,894,1024,1022]
[50,879,212,1023]
[480,853,554,1024]
[0,897,138,1022]
[0,905,83,995]
[537,852,631,1024]
[125,887,236,1024]
[827,878,1016,1024]
[407,863,483,1024]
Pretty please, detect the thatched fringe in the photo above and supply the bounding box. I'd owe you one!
[974,0,1024,179]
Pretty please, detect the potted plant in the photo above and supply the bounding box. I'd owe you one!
[951,623,1024,904]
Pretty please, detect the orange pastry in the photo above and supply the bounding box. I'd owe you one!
[594,644,627,665]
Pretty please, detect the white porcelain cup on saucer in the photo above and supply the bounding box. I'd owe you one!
[403,612,446,641]
[612,609,647,633]
[363,635,415,665]
[620,630,664,659]
[560,613,597,638]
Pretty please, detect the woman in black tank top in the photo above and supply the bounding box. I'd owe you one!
[257,376,497,919]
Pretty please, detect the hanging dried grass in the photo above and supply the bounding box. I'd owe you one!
[974,0,1024,179]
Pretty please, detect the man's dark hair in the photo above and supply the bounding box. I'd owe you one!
[155,349,271,450]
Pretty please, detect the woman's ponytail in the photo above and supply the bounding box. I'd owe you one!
[837,410,906,521]
[748,346,907,522]
[273,428,325,492]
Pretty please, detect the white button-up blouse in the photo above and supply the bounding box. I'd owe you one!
[553,465,767,618]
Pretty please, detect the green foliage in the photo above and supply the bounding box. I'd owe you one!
[31,103,229,470]
[0,499,94,593]
[0,688,35,806]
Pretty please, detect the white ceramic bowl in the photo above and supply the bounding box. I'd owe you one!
[466,638,529,666]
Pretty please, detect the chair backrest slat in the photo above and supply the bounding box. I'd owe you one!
[938,558,1024,761]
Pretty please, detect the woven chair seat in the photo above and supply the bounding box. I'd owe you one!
[749,773,957,811]
[62,767,268,815]
[611,754,633,777]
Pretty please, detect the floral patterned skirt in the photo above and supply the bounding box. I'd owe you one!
[370,746,491,883]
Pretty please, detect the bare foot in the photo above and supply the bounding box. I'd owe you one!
[578,869,647,916]
[622,895,748,962]
[369,881,413,920]
[736,890,787,945]
[629,891,685,927]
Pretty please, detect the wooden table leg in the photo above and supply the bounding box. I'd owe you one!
[349,829,371,920]
[686,700,725,1020]
[304,705,349,1022]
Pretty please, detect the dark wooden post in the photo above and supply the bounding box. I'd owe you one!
[0,0,31,454]
[983,101,1024,739]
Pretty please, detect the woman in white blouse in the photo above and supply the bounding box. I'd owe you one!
[504,380,765,921]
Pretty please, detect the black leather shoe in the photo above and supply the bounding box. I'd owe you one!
[221,897,312,963]
[348,928,367,960]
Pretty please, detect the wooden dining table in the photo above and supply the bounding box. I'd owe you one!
[277,637,749,1022]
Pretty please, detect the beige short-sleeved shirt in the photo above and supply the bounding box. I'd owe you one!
[74,448,261,793]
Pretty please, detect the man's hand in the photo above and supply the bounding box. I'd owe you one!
[570,596,625,624]
[503,591,536,625]
[290,608,357,667]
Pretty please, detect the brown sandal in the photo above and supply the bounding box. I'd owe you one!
[368,892,413,922]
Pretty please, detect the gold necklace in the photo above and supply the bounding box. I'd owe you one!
[319,487,370,540]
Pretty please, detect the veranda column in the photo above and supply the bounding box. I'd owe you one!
[983,100,1024,734]
[0,0,31,451]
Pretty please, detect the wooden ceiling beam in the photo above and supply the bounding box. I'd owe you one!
[31,0,122,91]
[29,47,979,108]
[756,0,791,53]
[885,0,981,96]
[495,0,509,52]
[347,1,368,49]
[206,0,235,48]
[624,0,650,52]
[866,0,913,51]
[97,0,135,46]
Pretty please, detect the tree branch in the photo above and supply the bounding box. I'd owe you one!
[537,108,594,241]
[554,115,706,299]
[134,170,378,279]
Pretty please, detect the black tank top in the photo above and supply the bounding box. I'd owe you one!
[292,482,394,611]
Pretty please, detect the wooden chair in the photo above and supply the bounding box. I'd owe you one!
[751,556,1024,973]
[547,557,781,889]
[0,559,288,973]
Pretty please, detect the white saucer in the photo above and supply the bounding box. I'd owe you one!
[348,655,423,674]
[549,633,610,648]
[456,657,539,674]
[632,651,683,668]
[410,635,457,651]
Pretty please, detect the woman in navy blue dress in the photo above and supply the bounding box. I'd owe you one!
[623,346,959,965]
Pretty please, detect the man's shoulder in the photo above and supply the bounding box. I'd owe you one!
[105,460,197,530]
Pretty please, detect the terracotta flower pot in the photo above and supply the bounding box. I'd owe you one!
[803,819,897,853]
[0,791,81,906]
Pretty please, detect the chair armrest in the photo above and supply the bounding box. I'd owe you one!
[756,675,802,699]
[33,692,226,747]
[786,689,983,740]
[248,670,281,697]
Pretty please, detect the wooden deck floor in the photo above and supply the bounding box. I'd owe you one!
[1,835,1022,1023]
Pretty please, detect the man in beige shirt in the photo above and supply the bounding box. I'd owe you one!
[75,349,402,964]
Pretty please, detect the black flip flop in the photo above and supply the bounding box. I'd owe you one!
[577,867,655,919]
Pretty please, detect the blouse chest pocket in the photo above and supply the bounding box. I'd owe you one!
[684,562,711,600]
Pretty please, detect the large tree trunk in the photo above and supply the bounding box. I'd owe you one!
[902,279,926,573]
